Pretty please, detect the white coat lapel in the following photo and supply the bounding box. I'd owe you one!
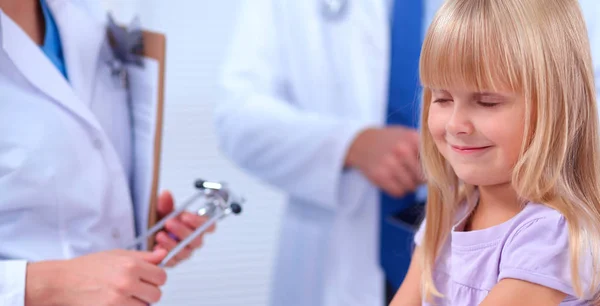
[47,0,105,110]
[0,2,102,133]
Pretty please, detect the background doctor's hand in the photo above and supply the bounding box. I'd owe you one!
[345,126,424,198]
[153,190,216,267]
[25,249,168,306]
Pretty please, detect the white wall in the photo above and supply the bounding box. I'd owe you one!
[99,1,286,305]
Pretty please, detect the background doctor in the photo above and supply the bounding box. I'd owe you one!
[0,1,213,305]
[214,0,600,306]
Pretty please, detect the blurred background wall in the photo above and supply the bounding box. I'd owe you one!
[99,1,286,305]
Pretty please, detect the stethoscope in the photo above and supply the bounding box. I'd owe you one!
[126,179,245,267]
[320,0,349,21]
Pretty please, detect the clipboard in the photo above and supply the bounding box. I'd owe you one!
[141,30,166,250]
[125,30,167,251]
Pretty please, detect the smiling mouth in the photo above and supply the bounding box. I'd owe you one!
[450,145,493,153]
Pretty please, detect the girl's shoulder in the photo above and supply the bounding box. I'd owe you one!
[507,202,565,238]
[501,202,567,261]
[499,203,597,301]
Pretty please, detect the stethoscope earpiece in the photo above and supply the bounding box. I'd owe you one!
[230,202,243,215]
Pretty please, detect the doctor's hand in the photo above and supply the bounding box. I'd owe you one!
[25,249,168,306]
[153,190,216,267]
[345,127,424,198]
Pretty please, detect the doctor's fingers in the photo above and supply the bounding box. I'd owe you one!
[155,232,193,266]
[393,145,423,185]
[132,257,168,286]
[386,157,416,197]
[104,294,148,306]
[389,159,414,191]
[378,176,407,198]
[368,156,402,197]
[109,250,167,282]
[120,279,163,305]
[164,218,205,249]
[181,212,216,233]
[371,160,405,197]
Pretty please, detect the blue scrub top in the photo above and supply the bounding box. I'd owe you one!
[39,0,68,80]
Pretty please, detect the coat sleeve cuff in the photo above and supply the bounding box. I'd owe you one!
[328,120,380,213]
[0,260,27,306]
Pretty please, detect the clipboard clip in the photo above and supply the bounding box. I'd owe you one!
[126,179,245,267]
[106,13,145,88]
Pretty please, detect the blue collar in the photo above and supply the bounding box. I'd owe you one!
[39,0,68,80]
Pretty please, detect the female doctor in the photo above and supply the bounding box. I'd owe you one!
[0,0,213,305]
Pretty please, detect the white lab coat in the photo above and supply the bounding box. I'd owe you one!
[214,1,600,306]
[0,1,151,304]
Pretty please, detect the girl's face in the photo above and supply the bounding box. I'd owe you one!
[427,88,526,186]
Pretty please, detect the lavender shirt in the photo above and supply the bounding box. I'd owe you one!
[414,201,596,305]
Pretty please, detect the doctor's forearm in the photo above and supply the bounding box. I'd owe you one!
[21,250,167,305]
[214,98,371,208]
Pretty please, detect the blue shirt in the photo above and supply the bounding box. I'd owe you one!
[39,0,68,80]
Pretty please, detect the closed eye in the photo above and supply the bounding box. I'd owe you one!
[478,102,499,108]
[433,99,452,104]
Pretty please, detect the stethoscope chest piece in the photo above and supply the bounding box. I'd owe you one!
[320,0,349,21]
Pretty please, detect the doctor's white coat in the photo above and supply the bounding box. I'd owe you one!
[0,1,153,304]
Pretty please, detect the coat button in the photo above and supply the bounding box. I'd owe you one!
[93,137,103,149]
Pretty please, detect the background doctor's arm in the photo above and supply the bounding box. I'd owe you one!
[214,0,423,211]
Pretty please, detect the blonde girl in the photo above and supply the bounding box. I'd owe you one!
[391,0,600,305]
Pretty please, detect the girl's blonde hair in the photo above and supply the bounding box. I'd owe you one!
[419,0,600,301]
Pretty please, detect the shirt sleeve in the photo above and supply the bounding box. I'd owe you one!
[0,260,27,306]
[498,213,594,299]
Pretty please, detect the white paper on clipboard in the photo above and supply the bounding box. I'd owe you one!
[127,57,160,250]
